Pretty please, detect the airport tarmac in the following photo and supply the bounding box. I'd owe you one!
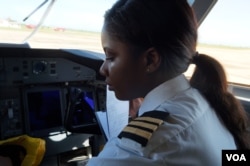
[1,28,249,85]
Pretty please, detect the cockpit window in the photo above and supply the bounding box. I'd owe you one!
[187,0,250,86]
[0,0,249,85]
[0,0,116,52]
[198,0,250,86]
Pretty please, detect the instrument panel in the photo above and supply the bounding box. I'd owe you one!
[0,47,106,157]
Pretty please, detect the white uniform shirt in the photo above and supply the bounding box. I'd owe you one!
[87,74,236,166]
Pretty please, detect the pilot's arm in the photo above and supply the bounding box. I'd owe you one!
[87,111,169,166]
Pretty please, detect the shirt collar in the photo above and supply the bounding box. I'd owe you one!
[138,74,191,116]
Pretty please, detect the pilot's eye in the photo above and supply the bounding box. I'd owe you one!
[105,57,115,61]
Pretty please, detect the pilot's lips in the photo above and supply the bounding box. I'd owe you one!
[106,82,114,91]
[107,84,114,91]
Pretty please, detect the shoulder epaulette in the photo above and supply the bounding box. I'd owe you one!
[118,111,169,146]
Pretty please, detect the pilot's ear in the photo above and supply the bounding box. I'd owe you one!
[143,47,161,74]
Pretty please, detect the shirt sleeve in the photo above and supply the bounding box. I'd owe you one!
[87,111,169,166]
[86,137,165,166]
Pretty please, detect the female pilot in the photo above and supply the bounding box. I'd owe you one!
[87,0,250,165]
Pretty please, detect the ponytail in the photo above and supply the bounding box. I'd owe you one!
[190,53,250,149]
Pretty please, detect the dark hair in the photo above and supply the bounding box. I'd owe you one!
[104,0,197,76]
[190,54,250,149]
[104,0,250,149]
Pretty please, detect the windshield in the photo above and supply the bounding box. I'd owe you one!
[0,0,249,86]
[195,0,250,86]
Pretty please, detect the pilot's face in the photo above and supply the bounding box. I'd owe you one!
[100,29,146,100]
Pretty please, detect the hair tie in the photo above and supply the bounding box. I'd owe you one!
[194,51,199,58]
[192,51,199,64]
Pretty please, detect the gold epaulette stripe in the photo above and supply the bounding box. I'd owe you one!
[118,110,169,146]
[129,121,158,131]
[135,116,163,125]
[122,126,152,141]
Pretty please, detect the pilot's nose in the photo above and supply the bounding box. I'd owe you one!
[99,61,108,77]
